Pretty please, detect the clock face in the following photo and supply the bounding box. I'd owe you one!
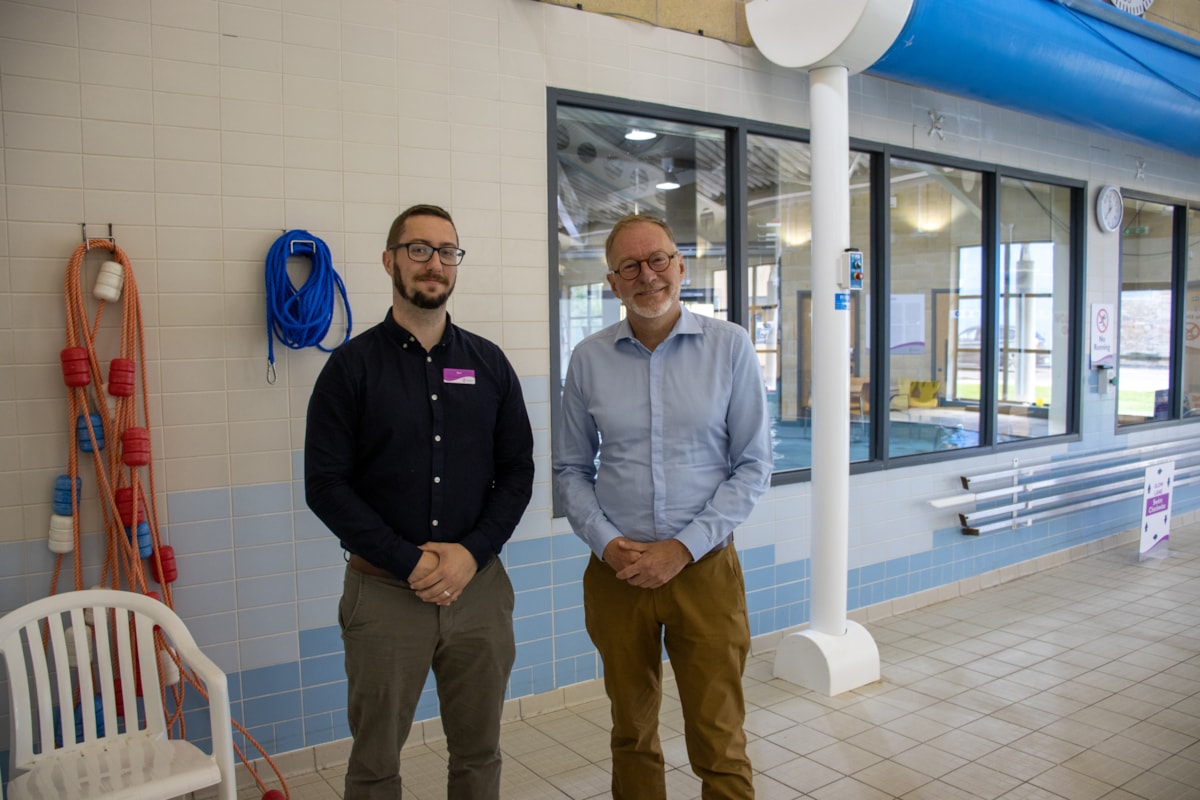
[1097,185,1123,233]
[1109,0,1154,15]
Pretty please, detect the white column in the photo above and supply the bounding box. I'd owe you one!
[772,66,880,696]
[744,0,910,696]
[808,65,851,635]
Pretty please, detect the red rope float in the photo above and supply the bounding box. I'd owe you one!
[60,238,290,800]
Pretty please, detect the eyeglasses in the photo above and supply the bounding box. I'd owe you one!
[388,242,466,266]
[611,250,678,280]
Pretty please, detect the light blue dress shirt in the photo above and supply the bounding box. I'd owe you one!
[554,307,773,561]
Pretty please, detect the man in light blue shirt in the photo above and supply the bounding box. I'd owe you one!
[554,213,772,799]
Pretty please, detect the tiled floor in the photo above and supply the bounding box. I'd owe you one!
[239,528,1200,799]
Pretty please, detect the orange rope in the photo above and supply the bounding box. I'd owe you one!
[60,239,290,800]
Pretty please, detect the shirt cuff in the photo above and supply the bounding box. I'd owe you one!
[675,527,726,562]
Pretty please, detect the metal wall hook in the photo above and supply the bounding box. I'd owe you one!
[81,223,115,252]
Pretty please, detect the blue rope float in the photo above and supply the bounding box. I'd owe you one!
[265,230,351,382]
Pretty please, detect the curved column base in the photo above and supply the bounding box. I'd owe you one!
[772,621,880,696]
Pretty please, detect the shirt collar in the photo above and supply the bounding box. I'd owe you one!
[382,310,456,349]
[612,305,701,346]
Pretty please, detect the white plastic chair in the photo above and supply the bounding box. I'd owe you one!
[0,589,235,800]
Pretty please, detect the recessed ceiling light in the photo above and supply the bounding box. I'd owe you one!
[656,156,680,190]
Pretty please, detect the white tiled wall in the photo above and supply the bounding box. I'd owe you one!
[2,0,1200,760]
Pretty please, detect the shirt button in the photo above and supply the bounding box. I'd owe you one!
[432,519,439,527]
[427,356,432,363]
[434,476,441,483]
[431,393,438,401]
[434,435,441,442]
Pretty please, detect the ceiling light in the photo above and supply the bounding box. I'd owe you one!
[625,128,657,141]
[656,173,681,190]
[656,156,680,190]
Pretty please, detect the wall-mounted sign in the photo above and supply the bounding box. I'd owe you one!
[1108,0,1154,16]
[1090,303,1115,368]
[1187,291,1200,350]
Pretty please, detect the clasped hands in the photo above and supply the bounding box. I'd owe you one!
[409,542,477,606]
[602,536,691,589]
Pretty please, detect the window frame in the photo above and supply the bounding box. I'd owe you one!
[1115,190,1195,430]
[1183,204,1200,422]
[548,91,1087,494]
[873,150,1085,470]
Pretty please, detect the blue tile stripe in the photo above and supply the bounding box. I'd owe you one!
[2,481,1191,766]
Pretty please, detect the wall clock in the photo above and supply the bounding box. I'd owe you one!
[1096,185,1123,233]
[1108,0,1154,15]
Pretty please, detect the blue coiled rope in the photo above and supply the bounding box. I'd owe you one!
[265,230,351,382]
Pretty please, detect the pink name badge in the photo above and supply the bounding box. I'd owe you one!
[443,368,476,385]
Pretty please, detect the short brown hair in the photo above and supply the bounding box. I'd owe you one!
[604,214,676,267]
[387,204,457,249]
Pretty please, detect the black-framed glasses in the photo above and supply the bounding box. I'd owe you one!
[388,242,466,266]
[611,250,678,280]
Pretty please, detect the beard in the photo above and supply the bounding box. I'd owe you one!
[394,269,454,309]
[623,281,678,320]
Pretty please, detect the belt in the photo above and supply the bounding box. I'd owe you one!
[348,554,396,580]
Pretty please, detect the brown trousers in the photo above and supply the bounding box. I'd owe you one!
[584,542,754,799]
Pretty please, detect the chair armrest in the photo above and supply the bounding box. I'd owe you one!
[167,638,236,800]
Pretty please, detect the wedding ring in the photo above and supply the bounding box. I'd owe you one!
[443,589,450,597]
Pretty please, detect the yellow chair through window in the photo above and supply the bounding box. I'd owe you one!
[907,380,941,409]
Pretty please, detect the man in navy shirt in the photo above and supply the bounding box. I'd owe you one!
[306,204,534,800]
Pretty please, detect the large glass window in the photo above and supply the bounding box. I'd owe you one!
[1118,196,1176,425]
[555,107,727,371]
[1185,207,1200,418]
[993,177,1072,441]
[551,95,1082,483]
[747,135,873,472]
[888,159,984,456]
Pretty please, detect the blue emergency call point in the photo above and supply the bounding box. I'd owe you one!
[845,249,863,291]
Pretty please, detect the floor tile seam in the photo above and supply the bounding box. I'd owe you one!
[942,760,1067,796]
[1064,701,1149,732]
[942,703,1110,757]
[1015,764,1127,797]
[1141,708,1200,739]
[844,756,942,795]
[871,693,955,717]
[1120,766,1200,797]
[1151,682,1200,702]
[1103,633,1195,653]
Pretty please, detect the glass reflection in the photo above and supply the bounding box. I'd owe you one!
[887,159,984,457]
[992,177,1071,442]
[1118,197,1176,425]
[555,107,726,382]
[748,135,872,472]
[1184,208,1200,419]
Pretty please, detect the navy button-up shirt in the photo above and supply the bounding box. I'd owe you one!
[305,312,534,579]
